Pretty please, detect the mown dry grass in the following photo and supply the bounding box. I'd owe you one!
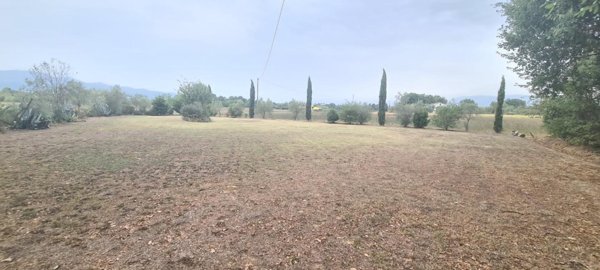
[270,110,545,135]
[0,116,598,269]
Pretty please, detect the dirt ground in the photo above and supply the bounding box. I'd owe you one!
[1,116,599,269]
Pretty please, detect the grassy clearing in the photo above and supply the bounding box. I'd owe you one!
[0,116,598,269]
[269,110,546,135]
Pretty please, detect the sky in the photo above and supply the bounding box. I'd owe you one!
[0,0,528,103]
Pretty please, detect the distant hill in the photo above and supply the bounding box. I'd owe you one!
[0,70,169,98]
[0,70,30,90]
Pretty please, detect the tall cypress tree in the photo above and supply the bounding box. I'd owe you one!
[378,69,387,126]
[493,76,505,133]
[249,80,256,118]
[306,77,312,121]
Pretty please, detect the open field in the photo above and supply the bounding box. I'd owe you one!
[270,110,546,135]
[1,116,599,269]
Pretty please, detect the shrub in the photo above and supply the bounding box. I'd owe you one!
[459,99,478,131]
[327,109,339,123]
[412,110,429,128]
[104,86,127,116]
[149,96,172,116]
[256,98,274,119]
[90,102,111,116]
[130,95,151,114]
[288,99,304,120]
[171,96,183,114]
[181,102,211,122]
[432,104,462,131]
[227,101,244,118]
[0,105,17,133]
[122,104,136,115]
[395,104,414,127]
[542,97,600,148]
[12,99,51,130]
[339,103,371,124]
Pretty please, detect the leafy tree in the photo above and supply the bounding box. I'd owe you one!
[412,108,429,128]
[398,92,447,105]
[89,91,111,116]
[130,95,151,115]
[178,81,215,105]
[105,85,127,116]
[327,109,339,123]
[216,96,248,107]
[171,95,184,114]
[493,77,506,133]
[459,99,478,131]
[505,98,526,108]
[339,102,371,124]
[432,104,462,131]
[26,59,75,122]
[66,80,89,118]
[249,80,255,118]
[227,101,244,118]
[288,99,304,120]
[177,81,215,122]
[256,98,273,119]
[498,0,600,147]
[395,104,414,127]
[149,96,171,116]
[378,69,387,126]
[306,77,312,121]
[211,100,223,116]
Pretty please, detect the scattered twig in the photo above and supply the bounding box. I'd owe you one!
[501,210,525,215]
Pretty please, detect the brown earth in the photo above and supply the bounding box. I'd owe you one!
[0,116,599,269]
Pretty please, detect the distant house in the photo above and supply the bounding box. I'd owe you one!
[432,103,445,112]
[312,105,321,111]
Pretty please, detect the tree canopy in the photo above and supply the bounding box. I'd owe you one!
[498,0,600,146]
[398,92,447,105]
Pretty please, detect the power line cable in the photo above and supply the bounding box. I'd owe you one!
[260,0,286,79]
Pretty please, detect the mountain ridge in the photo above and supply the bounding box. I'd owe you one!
[0,70,169,98]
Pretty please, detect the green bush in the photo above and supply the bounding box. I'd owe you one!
[327,109,339,123]
[149,96,172,116]
[122,104,136,115]
[89,102,111,117]
[542,97,600,148]
[256,98,274,119]
[227,101,244,118]
[171,96,183,114]
[412,110,429,128]
[339,103,371,124]
[395,104,414,127]
[12,99,50,130]
[432,104,462,131]
[0,105,17,132]
[181,102,211,122]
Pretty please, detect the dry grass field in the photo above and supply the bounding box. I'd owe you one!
[1,116,599,269]
[269,110,546,135]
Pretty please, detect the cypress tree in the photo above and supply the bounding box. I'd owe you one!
[493,76,505,133]
[306,77,312,121]
[378,69,387,126]
[249,80,256,118]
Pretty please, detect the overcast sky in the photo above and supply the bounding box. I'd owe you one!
[0,0,526,103]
